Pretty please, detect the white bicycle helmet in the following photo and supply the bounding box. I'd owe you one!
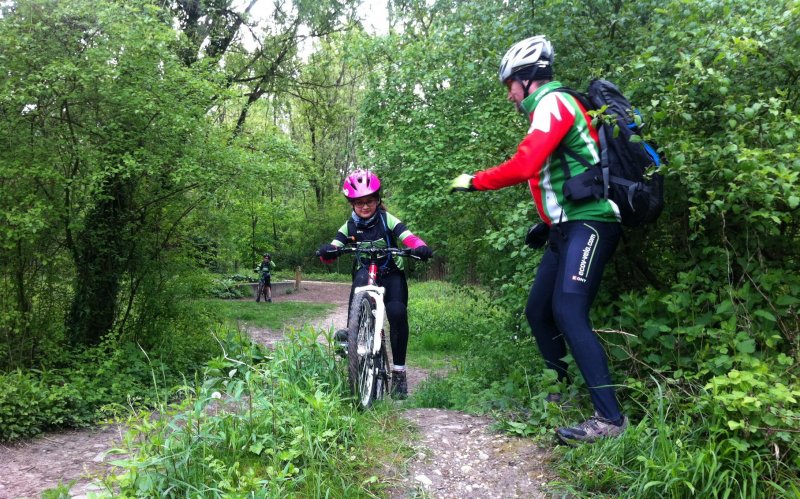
[498,35,554,83]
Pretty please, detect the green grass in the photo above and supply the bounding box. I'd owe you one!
[198,298,335,330]
[402,281,800,498]
[107,325,415,498]
[406,349,458,371]
[405,281,473,371]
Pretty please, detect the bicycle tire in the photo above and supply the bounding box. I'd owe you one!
[255,281,265,301]
[347,291,380,408]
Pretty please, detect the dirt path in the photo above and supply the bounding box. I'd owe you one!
[389,409,557,498]
[250,282,559,498]
[0,280,558,499]
[0,425,123,499]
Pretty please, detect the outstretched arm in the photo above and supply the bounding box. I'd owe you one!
[473,93,575,190]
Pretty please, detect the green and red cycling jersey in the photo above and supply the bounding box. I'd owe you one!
[472,81,620,226]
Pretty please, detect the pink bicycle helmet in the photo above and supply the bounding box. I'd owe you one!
[342,169,381,199]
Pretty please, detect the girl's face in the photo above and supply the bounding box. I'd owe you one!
[350,194,379,219]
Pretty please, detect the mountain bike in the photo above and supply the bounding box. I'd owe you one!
[254,272,271,302]
[317,244,421,408]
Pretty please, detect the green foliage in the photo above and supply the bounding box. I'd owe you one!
[0,369,82,441]
[366,0,800,494]
[0,283,251,440]
[208,277,250,299]
[0,0,240,347]
[1,0,799,495]
[406,281,541,411]
[407,281,484,353]
[701,362,800,451]
[358,1,539,285]
[406,279,800,495]
[41,481,76,499]
[110,326,411,498]
[551,382,798,498]
[0,338,218,441]
[0,0,355,361]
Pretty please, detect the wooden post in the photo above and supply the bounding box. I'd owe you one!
[294,266,302,291]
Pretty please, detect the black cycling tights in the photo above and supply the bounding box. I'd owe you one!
[525,220,622,422]
[349,269,410,366]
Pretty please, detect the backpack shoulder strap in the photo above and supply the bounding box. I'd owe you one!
[555,86,592,111]
[552,86,596,180]
[346,218,358,241]
[380,210,396,248]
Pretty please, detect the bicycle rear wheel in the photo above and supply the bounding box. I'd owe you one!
[347,292,381,408]
[255,281,265,301]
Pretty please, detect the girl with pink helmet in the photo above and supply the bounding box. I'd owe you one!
[318,169,433,399]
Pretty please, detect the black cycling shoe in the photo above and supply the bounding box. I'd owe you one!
[334,329,349,343]
[546,392,562,404]
[334,329,349,357]
[390,370,408,400]
[556,413,628,445]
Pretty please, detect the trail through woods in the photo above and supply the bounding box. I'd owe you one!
[0,281,559,498]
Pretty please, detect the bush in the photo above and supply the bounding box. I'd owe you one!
[0,370,82,440]
[208,277,249,299]
[228,273,252,282]
[0,333,224,442]
[111,326,411,497]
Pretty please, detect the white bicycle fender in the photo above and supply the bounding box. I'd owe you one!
[354,285,386,354]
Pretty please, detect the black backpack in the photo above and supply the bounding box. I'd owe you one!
[556,79,665,227]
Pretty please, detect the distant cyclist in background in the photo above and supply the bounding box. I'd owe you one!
[255,253,275,303]
[318,169,433,399]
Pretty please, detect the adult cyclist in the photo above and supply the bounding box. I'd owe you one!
[255,253,275,303]
[318,169,433,399]
[450,35,627,444]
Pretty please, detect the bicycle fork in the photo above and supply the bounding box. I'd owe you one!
[352,283,386,358]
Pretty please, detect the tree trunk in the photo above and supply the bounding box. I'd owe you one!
[66,178,130,345]
[251,214,258,259]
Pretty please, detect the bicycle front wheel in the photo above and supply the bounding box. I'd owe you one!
[347,291,380,409]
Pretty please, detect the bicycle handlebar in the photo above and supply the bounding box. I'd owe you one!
[315,245,423,260]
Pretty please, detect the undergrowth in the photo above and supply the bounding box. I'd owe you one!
[0,335,219,441]
[406,281,800,498]
[104,326,414,498]
[0,298,333,442]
